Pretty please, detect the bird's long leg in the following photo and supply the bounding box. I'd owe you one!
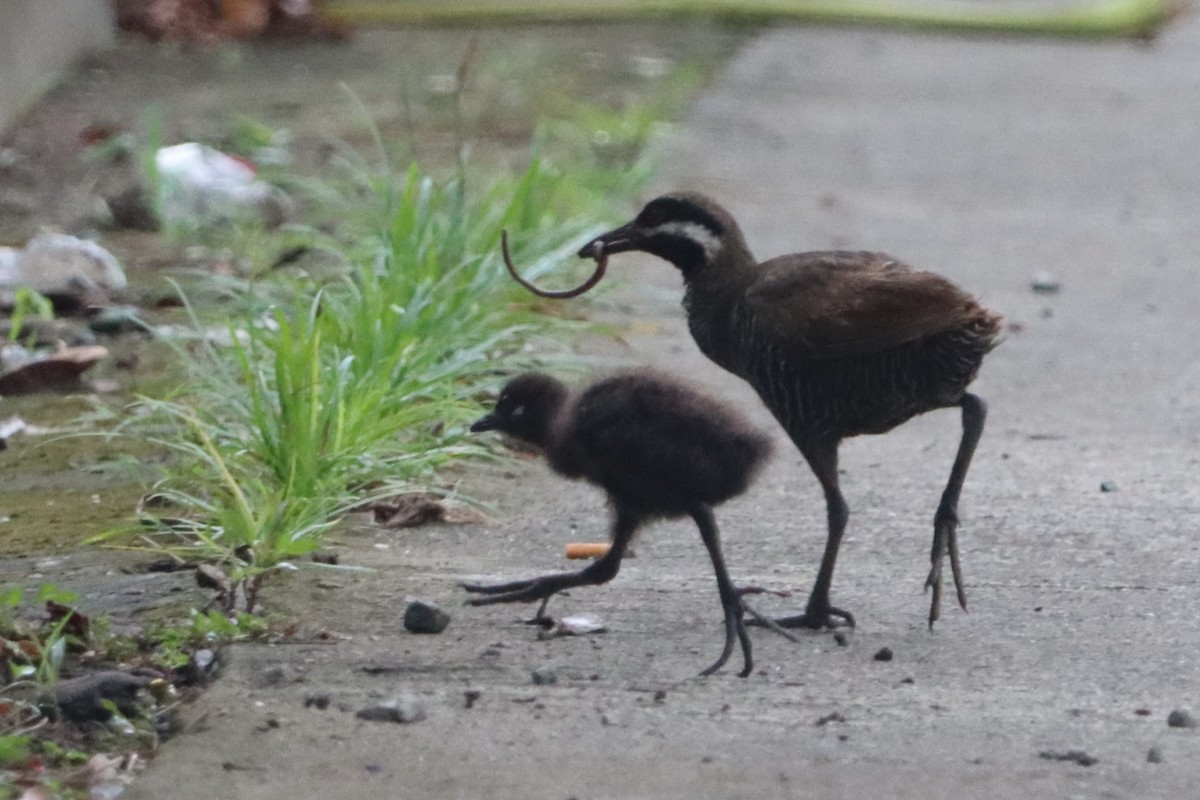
[690,504,753,678]
[925,393,987,629]
[751,438,855,630]
[462,508,640,607]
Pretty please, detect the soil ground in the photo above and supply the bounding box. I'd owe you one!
[6,13,1200,800]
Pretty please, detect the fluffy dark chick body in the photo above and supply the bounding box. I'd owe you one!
[464,369,771,677]
[546,372,769,514]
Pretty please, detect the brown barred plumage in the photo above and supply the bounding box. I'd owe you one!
[580,193,1002,630]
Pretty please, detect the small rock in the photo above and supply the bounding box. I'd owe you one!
[463,689,481,709]
[531,666,557,686]
[1030,272,1061,294]
[403,599,451,634]
[815,711,846,726]
[255,664,296,688]
[833,632,848,647]
[1167,708,1196,729]
[873,647,894,662]
[356,696,426,724]
[1099,480,1118,493]
[47,671,150,722]
[304,694,331,710]
[88,305,151,335]
[1147,746,1164,764]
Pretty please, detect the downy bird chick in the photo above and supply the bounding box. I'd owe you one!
[464,369,772,677]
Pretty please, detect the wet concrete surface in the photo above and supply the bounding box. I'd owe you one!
[40,14,1200,800]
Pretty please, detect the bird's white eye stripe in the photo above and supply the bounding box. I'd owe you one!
[651,221,721,260]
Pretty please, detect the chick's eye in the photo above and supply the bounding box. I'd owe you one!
[511,405,525,418]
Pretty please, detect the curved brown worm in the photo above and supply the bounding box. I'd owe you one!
[500,229,607,299]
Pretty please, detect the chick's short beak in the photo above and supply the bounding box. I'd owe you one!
[469,413,498,433]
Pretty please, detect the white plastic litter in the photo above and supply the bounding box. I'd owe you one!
[0,233,126,293]
[155,142,291,228]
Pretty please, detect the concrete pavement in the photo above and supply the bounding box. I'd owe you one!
[127,16,1200,800]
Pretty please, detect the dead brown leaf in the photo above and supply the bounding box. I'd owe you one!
[366,493,486,529]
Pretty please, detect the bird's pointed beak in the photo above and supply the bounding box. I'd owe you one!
[470,413,499,433]
[578,220,643,260]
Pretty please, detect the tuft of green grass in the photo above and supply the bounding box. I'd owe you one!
[104,144,637,607]
[5,288,54,343]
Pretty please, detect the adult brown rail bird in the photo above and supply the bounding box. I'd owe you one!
[577,193,1002,630]
[463,369,773,677]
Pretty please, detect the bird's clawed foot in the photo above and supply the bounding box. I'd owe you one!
[747,604,856,631]
[924,514,968,629]
[732,586,800,644]
[699,593,754,678]
[461,575,567,607]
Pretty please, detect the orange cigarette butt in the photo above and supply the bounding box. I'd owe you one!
[565,542,611,560]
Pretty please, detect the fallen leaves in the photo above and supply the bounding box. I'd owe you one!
[114,0,349,44]
[365,493,486,529]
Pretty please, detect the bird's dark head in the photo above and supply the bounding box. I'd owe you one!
[470,372,569,447]
[578,193,751,278]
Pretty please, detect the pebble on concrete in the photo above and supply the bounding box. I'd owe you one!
[304,694,331,710]
[1166,708,1196,729]
[1030,272,1061,294]
[403,599,451,634]
[1147,746,1164,764]
[356,696,426,724]
[873,647,894,662]
[47,671,150,722]
[532,666,557,686]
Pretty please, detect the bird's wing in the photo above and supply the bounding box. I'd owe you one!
[744,251,992,358]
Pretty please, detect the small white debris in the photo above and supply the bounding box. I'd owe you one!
[1030,272,1061,294]
[555,613,607,637]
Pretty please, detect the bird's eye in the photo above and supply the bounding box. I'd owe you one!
[511,405,525,418]
[638,205,665,227]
